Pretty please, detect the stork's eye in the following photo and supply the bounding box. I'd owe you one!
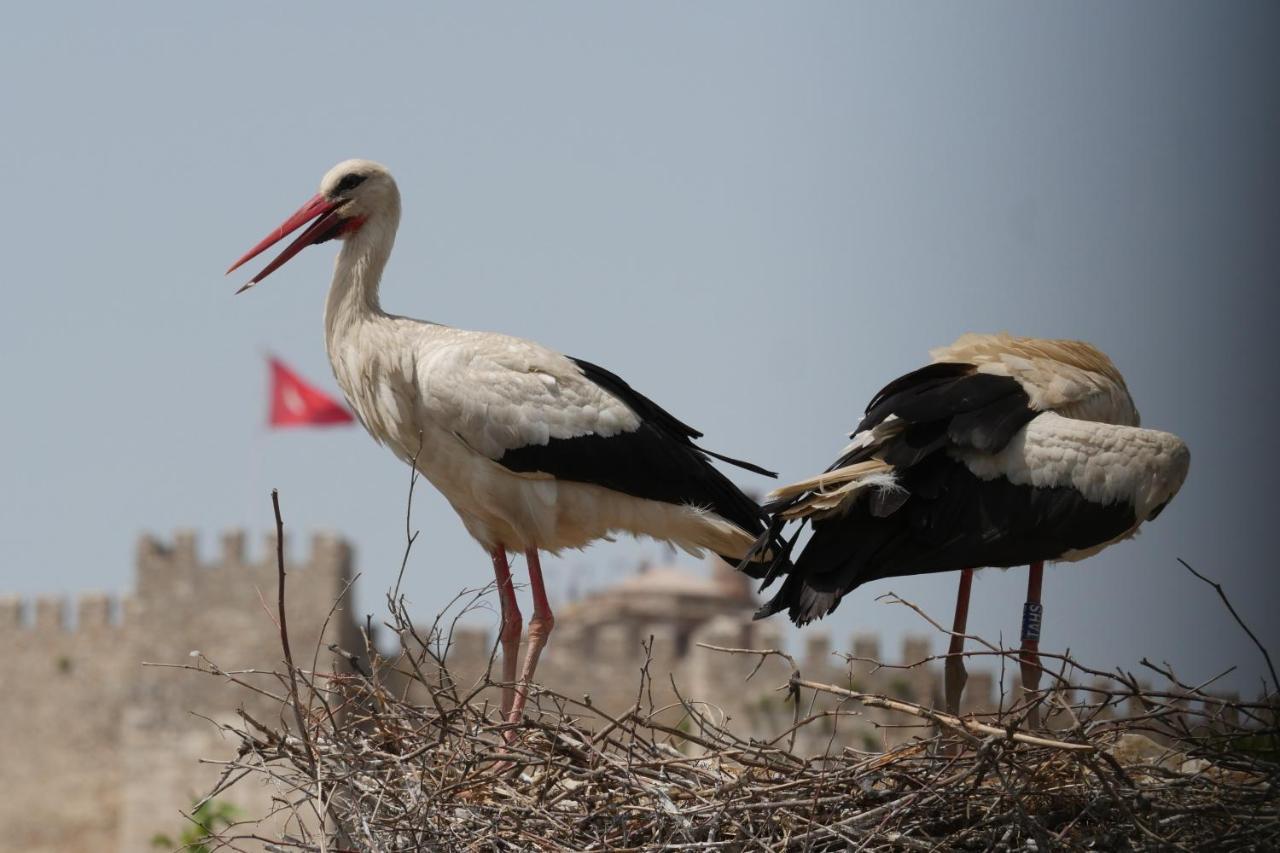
[335,174,366,193]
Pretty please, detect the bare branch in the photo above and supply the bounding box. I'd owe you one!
[271,489,316,779]
[1179,558,1279,695]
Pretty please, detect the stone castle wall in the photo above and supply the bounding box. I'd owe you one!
[0,530,357,853]
[0,593,133,853]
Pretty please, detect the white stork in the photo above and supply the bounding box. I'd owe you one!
[753,333,1190,717]
[227,159,780,729]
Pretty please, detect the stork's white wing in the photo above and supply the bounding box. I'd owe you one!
[415,328,641,460]
[954,413,1189,521]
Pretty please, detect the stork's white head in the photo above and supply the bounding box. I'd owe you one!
[227,159,401,293]
[318,159,399,223]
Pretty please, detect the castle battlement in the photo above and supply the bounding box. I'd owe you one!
[135,529,352,603]
[0,529,354,654]
[137,528,350,572]
[0,592,123,636]
[0,527,362,853]
[76,593,117,629]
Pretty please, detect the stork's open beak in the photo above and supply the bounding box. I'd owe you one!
[227,194,346,293]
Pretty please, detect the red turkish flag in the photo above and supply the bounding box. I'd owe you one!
[267,357,354,427]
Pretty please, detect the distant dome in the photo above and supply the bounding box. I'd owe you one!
[710,557,757,603]
[614,566,722,597]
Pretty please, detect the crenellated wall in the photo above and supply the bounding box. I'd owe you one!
[0,589,132,853]
[0,530,359,853]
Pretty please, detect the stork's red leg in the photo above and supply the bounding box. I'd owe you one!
[945,568,974,716]
[508,549,555,725]
[1019,561,1045,727]
[490,548,522,728]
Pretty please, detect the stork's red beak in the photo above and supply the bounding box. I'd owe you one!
[227,194,346,293]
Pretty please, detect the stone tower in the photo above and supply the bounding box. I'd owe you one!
[0,530,359,853]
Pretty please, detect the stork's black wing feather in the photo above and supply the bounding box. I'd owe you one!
[495,357,773,543]
[755,455,1138,625]
[830,363,1040,473]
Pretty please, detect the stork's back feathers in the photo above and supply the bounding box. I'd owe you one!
[752,333,1188,625]
[928,333,1138,425]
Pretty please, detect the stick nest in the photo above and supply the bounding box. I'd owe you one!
[183,581,1278,852]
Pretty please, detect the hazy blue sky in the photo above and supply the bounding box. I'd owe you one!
[1,3,1276,694]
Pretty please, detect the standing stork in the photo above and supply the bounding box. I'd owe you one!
[227,159,781,730]
[752,333,1189,719]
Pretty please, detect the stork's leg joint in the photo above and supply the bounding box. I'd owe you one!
[527,612,555,642]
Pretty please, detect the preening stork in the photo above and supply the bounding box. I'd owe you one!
[227,159,780,730]
[752,333,1189,718]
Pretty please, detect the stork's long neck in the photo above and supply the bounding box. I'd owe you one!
[324,213,398,354]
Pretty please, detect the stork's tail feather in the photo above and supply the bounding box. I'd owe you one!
[750,463,909,626]
[696,445,777,478]
[753,573,842,625]
[751,523,855,625]
[735,511,798,583]
[764,460,899,520]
